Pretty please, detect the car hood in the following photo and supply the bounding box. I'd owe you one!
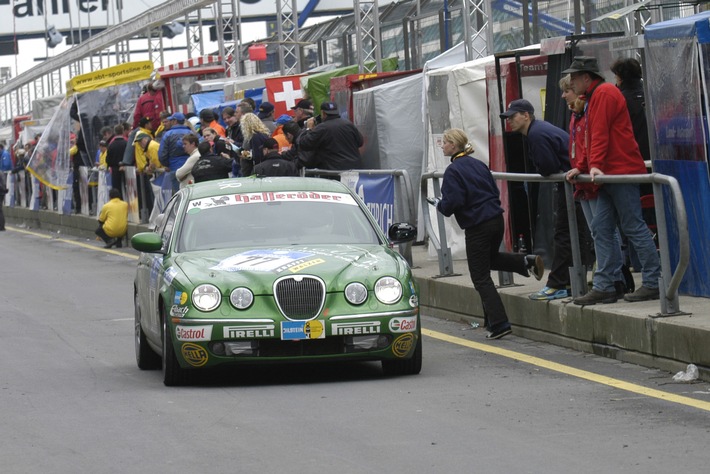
[170,244,409,293]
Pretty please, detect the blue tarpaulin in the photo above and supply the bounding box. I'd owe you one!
[645,13,710,297]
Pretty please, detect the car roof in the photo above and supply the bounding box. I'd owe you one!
[183,176,352,200]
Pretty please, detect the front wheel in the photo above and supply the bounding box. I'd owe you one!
[162,307,190,386]
[381,335,422,376]
[135,293,161,370]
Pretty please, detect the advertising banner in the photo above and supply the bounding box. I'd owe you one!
[341,172,394,235]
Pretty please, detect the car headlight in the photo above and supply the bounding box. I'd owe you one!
[230,287,254,310]
[192,284,221,312]
[374,277,402,304]
[345,282,368,305]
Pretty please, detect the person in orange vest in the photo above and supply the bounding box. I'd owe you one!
[272,114,293,152]
[199,109,226,138]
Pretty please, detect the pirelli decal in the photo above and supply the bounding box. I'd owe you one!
[331,321,381,336]
[223,324,275,339]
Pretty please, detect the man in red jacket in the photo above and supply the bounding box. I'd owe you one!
[133,80,165,131]
[564,56,660,305]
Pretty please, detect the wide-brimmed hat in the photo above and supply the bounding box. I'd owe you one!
[561,56,602,76]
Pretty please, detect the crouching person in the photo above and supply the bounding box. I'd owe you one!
[96,188,128,248]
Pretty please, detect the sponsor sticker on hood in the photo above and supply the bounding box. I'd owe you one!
[211,249,315,272]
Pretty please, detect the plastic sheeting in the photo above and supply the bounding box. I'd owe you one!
[32,95,64,121]
[191,90,225,114]
[303,57,399,111]
[352,73,424,224]
[26,97,73,190]
[76,82,143,165]
[645,12,710,297]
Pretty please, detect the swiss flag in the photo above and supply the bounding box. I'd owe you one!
[265,75,306,118]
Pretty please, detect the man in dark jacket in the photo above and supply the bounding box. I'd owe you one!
[158,112,191,192]
[191,141,233,183]
[254,138,299,177]
[298,102,363,172]
[611,58,650,162]
[501,99,588,301]
[105,124,127,198]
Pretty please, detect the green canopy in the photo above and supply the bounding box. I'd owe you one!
[304,57,399,111]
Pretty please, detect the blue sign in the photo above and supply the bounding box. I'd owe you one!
[343,173,395,235]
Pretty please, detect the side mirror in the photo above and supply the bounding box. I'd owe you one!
[388,222,416,244]
[131,232,165,253]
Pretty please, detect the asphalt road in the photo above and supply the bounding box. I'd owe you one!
[2,226,710,473]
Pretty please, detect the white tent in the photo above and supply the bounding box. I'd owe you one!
[423,55,497,259]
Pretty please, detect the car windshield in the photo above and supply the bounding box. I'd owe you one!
[176,191,382,252]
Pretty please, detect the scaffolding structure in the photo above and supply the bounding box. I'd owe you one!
[2,0,707,125]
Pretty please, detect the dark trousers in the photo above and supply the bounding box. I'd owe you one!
[95,224,114,244]
[110,166,123,199]
[465,215,527,329]
[546,184,589,289]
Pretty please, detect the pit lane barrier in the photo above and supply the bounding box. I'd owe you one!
[421,171,689,317]
[303,168,416,266]
[4,166,171,227]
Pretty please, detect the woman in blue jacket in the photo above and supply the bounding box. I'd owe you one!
[430,129,543,340]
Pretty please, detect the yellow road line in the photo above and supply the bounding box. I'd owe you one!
[423,328,710,412]
[6,226,139,260]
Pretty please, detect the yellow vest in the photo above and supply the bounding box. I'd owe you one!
[99,198,128,238]
[133,127,154,171]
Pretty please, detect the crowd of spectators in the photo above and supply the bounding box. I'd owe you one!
[2,84,365,231]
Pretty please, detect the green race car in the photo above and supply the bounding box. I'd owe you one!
[132,176,421,385]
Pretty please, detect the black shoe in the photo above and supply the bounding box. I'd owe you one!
[486,324,512,340]
[573,289,618,306]
[614,281,627,298]
[623,286,660,302]
[115,239,123,248]
[104,238,117,249]
[525,255,544,281]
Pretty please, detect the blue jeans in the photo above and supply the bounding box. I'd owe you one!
[591,184,660,292]
[580,198,623,282]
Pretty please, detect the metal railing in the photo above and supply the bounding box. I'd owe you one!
[421,170,689,317]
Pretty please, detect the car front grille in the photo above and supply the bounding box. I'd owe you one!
[274,275,325,320]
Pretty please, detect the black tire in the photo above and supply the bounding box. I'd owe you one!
[135,293,161,370]
[381,335,422,376]
[162,307,190,386]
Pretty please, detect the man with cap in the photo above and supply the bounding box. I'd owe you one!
[254,138,299,177]
[563,56,661,305]
[501,99,588,301]
[291,99,314,129]
[199,108,226,138]
[158,112,192,193]
[133,80,165,131]
[258,102,277,134]
[298,102,364,173]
